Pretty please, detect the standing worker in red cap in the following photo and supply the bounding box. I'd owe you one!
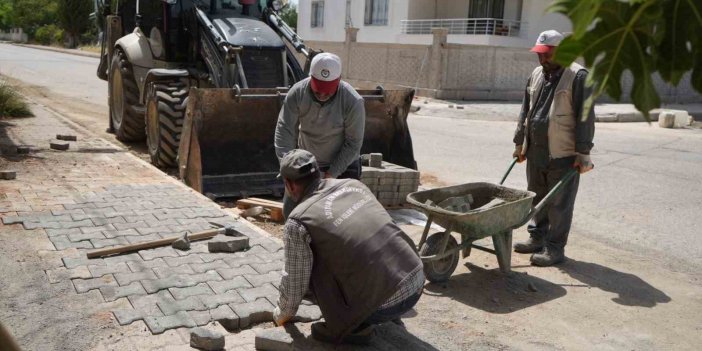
[274,52,365,218]
[511,29,596,266]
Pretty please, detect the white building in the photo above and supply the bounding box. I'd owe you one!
[297,0,571,48]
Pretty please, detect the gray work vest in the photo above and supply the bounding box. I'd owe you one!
[289,178,422,342]
[522,62,586,158]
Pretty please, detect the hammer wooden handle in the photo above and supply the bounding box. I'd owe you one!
[86,228,223,259]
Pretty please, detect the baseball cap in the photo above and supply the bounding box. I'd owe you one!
[279,149,319,180]
[530,30,564,53]
[309,53,342,95]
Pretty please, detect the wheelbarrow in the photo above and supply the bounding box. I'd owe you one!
[405,159,578,282]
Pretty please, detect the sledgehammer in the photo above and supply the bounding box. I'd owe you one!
[86,223,238,259]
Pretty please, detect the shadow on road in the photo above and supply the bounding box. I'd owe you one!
[558,258,671,307]
[286,322,440,350]
[423,263,567,314]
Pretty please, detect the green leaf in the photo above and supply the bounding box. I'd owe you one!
[655,0,702,85]
[547,0,603,39]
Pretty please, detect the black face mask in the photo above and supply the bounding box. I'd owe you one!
[542,62,562,74]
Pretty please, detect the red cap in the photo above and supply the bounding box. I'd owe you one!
[530,45,556,54]
[310,77,340,95]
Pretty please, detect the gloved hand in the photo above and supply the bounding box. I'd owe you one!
[574,153,594,174]
[512,145,525,163]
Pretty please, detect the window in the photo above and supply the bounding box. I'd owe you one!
[345,0,353,27]
[468,0,505,19]
[311,1,324,28]
[364,0,388,26]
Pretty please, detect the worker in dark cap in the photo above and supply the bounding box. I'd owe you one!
[272,149,424,345]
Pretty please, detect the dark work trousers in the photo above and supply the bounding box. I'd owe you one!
[362,291,421,326]
[526,149,580,253]
[282,158,362,219]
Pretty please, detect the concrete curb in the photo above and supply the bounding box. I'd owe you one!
[12,43,101,59]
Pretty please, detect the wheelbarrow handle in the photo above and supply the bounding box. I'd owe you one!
[499,158,519,185]
[512,168,578,229]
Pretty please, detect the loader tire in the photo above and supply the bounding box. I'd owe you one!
[145,79,188,168]
[109,49,145,141]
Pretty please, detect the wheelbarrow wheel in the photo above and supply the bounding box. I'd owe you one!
[419,232,459,283]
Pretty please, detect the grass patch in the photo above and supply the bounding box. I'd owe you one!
[78,45,102,54]
[0,83,33,118]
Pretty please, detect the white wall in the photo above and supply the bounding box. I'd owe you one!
[407,0,437,20]
[298,0,572,48]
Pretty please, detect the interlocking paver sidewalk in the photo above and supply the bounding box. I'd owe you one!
[0,103,313,345]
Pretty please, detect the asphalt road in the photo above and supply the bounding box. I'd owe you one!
[2,42,701,272]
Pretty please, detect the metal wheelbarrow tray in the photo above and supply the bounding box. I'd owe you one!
[407,182,535,282]
[405,159,577,283]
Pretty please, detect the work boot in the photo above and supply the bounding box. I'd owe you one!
[311,322,375,345]
[530,246,565,267]
[513,237,544,253]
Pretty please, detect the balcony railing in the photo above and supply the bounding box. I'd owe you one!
[401,18,523,37]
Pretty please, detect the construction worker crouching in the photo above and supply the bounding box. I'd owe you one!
[272,149,424,345]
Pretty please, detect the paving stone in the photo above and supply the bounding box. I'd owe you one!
[208,276,252,294]
[249,238,283,253]
[208,236,249,253]
[138,226,173,235]
[177,242,210,256]
[257,251,284,262]
[139,247,180,261]
[67,231,106,242]
[113,221,148,230]
[113,308,163,326]
[237,284,279,303]
[200,291,245,309]
[129,290,174,315]
[90,216,127,226]
[255,327,293,351]
[73,275,118,293]
[189,305,239,328]
[169,283,215,300]
[201,253,238,263]
[223,255,264,268]
[141,271,221,294]
[250,262,283,275]
[144,311,197,334]
[115,270,158,286]
[100,281,147,302]
[45,266,91,283]
[46,228,82,237]
[88,262,130,278]
[125,233,162,244]
[153,265,196,279]
[216,265,258,280]
[164,255,204,267]
[59,219,95,229]
[292,304,322,323]
[230,298,274,328]
[127,258,168,272]
[190,327,225,350]
[157,295,208,315]
[51,235,94,250]
[79,224,115,234]
[63,255,105,269]
[244,272,282,288]
[101,228,139,238]
[91,237,129,249]
[124,214,157,223]
[189,260,229,274]
[103,253,142,265]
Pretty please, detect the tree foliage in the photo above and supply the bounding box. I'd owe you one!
[549,0,702,119]
[8,0,59,37]
[57,0,92,48]
[280,3,297,31]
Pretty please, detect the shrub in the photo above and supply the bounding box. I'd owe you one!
[0,83,33,118]
[34,24,62,45]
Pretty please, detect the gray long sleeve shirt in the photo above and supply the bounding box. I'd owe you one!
[513,69,595,166]
[274,78,365,178]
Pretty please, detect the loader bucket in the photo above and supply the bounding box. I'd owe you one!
[179,87,416,199]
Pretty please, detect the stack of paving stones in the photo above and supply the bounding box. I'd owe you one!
[361,160,420,207]
[0,109,322,338]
